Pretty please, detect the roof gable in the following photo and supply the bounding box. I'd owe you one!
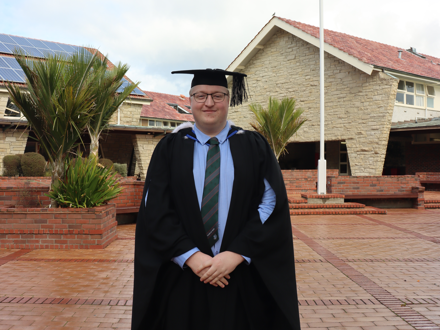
[228,17,440,81]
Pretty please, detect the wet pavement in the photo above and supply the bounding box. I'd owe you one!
[0,209,439,329]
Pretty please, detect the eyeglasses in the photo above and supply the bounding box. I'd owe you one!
[190,92,229,103]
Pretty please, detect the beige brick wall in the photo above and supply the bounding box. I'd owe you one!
[0,128,29,175]
[0,90,8,115]
[229,29,398,176]
[109,102,145,127]
[132,134,163,179]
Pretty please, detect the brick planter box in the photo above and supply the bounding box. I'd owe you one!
[0,177,144,213]
[0,204,117,249]
[111,178,144,214]
[328,175,425,209]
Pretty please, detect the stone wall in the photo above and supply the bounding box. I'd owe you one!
[0,128,29,175]
[132,134,163,179]
[108,102,144,127]
[228,29,398,176]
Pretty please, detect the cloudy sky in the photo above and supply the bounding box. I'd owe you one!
[1,0,439,96]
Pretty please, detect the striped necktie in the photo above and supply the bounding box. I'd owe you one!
[201,137,220,247]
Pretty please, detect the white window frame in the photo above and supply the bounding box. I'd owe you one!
[395,80,435,109]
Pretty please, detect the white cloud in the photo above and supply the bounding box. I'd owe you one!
[1,0,439,95]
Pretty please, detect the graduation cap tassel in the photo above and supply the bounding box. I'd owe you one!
[230,75,248,107]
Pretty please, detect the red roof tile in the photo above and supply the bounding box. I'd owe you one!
[277,17,440,81]
[141,91,194,122]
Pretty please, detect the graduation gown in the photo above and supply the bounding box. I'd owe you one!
[131,126,300,330]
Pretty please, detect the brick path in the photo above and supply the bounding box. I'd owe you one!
[0,210,439,329]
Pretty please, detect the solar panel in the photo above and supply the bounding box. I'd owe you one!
[0,57,9,68]
[58,44,75,53]
[9,35,33,47]
[38,48,56,57]
[41,40,64,52]
[27,39,49,49]
[3,57,22,70]
[21,46,44,58]
[14,69,26,82]
[0,34,15,44]
[132,87,145,96]
[3,43,23,53]
[0,43,12,54]
[0,67,23,82]
[0,34,142,97]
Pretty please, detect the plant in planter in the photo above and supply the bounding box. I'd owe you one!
[21,152,46,177]
[7,49,137,207]
[47,155,121,208]
[2,155,21,176]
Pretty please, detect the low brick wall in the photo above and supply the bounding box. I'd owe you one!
[111,178,144,213]
[0,204,117,249]
[328,176,425,209]
[416,172,440,183]
[0,177,143,212]
[282,169,339,193]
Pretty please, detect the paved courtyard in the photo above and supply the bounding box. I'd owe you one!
[0,209,439,329]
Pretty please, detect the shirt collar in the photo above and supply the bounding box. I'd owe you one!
[193,121,231,145]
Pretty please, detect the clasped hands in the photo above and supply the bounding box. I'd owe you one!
[185,251,244,288]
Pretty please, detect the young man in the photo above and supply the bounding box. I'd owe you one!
[131,69,300,330]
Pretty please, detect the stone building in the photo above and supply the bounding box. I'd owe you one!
[0,33,193,177]
[226,17,440,176]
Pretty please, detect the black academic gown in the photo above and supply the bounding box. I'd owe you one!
[131,126,301,330]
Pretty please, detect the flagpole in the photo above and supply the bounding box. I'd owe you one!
[317,0,327,194]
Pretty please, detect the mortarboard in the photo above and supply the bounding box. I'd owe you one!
[172,68,248,107]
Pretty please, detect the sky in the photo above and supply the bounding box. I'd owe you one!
[1,0,439,96]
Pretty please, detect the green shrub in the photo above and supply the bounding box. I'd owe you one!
[99,158,114,170]
[113,163,128,177]
[3,155,21,176]
[21,152,46,177]
[15,154,23,176]
[47,156,122,208]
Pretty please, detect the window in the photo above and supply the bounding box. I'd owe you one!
[339,142,349,175]
[427,86,435,109]
[5,98,21,117]
[395,80,436,108]
[148,120,155,126]
[412,133,440,144]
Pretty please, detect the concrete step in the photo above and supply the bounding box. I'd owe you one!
[289,203,365,209]
[425,203,440,209]
[290,207,386,215]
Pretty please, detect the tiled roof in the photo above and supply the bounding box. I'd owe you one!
[276,17,440,81]
[141,91,193,121]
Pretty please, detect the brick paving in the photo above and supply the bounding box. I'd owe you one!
[0,210,439,329]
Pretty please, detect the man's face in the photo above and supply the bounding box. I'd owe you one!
[190,84,229,136]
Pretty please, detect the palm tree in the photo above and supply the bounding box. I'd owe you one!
[249,97,307,161]
[87,58,138,158]
[6,50,102,207]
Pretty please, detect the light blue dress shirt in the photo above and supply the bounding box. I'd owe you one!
[145,122,276,268]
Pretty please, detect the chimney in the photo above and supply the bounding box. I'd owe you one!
[398,50,402,59]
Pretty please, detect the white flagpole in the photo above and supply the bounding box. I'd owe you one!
[317,0,327,194]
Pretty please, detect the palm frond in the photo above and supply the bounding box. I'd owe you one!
[249,97,307,161]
